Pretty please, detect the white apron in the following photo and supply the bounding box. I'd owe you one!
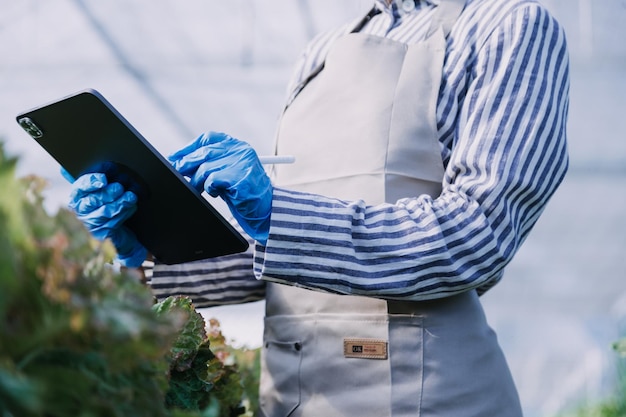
[261,1,523,416]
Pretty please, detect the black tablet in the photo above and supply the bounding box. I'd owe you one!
[16,89,249,264]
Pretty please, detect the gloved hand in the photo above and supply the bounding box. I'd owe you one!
[168,131,272,244]
[66,171,148,267]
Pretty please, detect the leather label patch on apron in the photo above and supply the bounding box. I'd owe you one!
[343,338,388,360]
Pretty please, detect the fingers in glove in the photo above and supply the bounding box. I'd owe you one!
[69,172,108,199]
[170,145,222,177]
[168,131,233,163]
[170,141,250,177]
[79,191,138,240]
[71,183,126,215]
[173,148,252,195]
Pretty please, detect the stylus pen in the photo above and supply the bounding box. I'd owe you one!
[258,155,296,165]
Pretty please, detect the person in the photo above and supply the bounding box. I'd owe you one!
[67,0,569,415]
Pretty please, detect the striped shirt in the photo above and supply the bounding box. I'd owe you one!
[151,0,569,306]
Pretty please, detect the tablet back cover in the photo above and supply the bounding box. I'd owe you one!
[16,89,249,264]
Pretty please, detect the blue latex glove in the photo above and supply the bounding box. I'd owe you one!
[66,171,148,267]
[168,131,272,244]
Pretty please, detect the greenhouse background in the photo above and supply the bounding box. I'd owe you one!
[1,1,625,416]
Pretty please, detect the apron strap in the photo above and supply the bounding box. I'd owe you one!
[426,0,466,39]
[287,6,381,107]
[351,6,383,34]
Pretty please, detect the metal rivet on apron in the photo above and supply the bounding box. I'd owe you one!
[294,342,302,351]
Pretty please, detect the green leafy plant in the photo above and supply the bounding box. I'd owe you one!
[614,338,626,358]
[154,296,246,416]
[0,142,250,417]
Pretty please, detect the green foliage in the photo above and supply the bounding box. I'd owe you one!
[614,338,626,358]
[0,142,250,417]
[154,296,246,416]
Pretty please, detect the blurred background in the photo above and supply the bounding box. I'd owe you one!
[1,1,624,416]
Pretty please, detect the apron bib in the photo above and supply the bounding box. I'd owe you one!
[261,2,522,416]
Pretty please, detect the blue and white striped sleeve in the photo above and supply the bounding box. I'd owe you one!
[253,4,569,300]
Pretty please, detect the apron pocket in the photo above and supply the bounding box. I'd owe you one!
[260,339,302,417]
[261,313,424,416]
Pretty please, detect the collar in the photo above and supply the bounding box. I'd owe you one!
[375,0,439,12]
[374,0,438,23]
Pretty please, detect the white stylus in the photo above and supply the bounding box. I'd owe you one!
[258,155,296,165]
